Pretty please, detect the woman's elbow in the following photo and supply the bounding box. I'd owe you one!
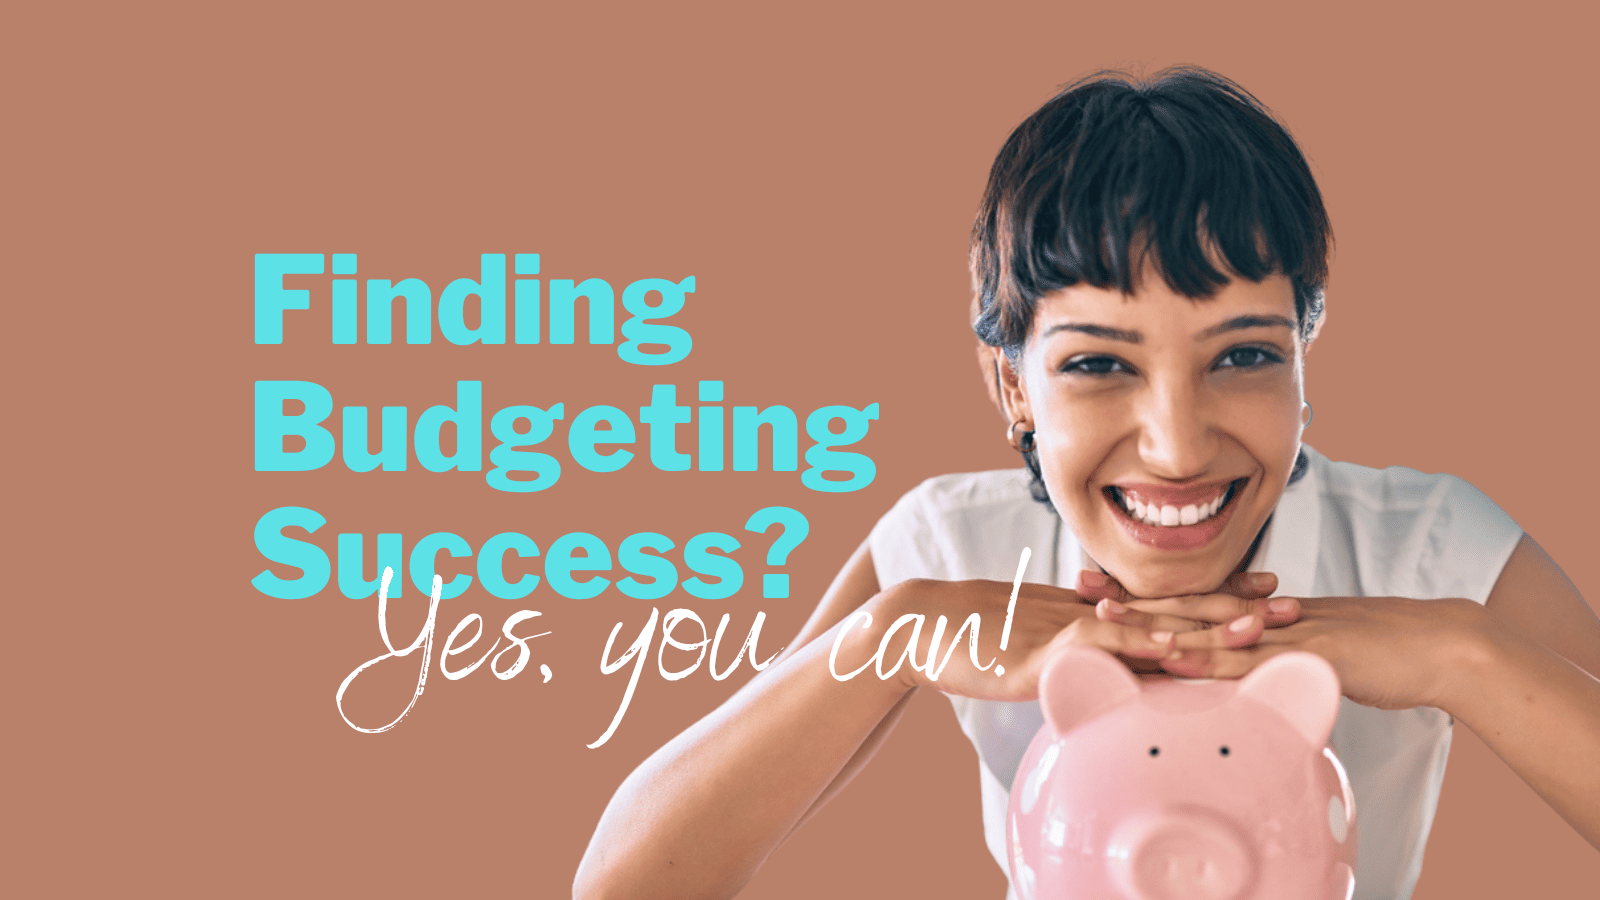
[571,849,624,900]
[572,839,674,900]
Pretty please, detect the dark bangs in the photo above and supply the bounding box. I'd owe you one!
[971,66,1332,355]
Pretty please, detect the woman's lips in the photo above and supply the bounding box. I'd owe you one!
[1103,477,1247,551]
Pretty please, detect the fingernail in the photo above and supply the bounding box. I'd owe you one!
[1249,572,1275,586]
[1080,570,1109,588]
[1150,630,1173,644]
[1269,598,1295,613]
[1228,615,1256,633]
[1099,598,1126,614]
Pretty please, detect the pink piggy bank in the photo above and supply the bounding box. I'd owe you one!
[1008,647,1356,900]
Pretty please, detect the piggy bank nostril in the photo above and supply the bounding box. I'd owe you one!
[1113,812,1256,900]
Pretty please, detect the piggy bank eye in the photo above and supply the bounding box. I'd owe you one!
[1219,746,1231,757]
[1148,746,1160,757]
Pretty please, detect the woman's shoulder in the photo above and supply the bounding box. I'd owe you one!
[1314,449,1498,515]
[890,468,1039,511]
[1307,448,1522,601]
[877,469,1056,536]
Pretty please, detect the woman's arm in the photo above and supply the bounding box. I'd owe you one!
[1446,534,1600,848]
[573,539,1221,899]
[1480,534,1600,678]
[1142,535,1600,850]
[573,540,907,900]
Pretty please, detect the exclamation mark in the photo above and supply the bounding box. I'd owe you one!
[995,546,1031,677]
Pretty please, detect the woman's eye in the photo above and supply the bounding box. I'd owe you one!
[1216,346,1283,369]
[1062,355,1130,376]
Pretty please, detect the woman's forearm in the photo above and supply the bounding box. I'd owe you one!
[1443,616,1600,849]
[573,607,912,900]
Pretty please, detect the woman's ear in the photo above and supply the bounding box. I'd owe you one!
[975,343,1005,414]
[994,348,1032,427]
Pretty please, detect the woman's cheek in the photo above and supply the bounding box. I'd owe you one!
[1037,417,1115,503]
[1224,382,1302,466]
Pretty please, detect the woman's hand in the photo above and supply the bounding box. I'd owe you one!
[1077,568,1299,629]
[1159,596,1492,711]
[1072,570,1486,709]
[840,578,1161,701]
[1073,569,1297,672]
[844,577,1276,701]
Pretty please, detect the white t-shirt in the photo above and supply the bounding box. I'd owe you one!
[867,446,1522,900]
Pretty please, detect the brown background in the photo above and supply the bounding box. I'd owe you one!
[8,1,1597,896]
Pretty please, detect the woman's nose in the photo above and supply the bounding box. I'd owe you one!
[1136,384,1219,480]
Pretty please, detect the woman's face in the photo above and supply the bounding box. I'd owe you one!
[1004,270,1306,598]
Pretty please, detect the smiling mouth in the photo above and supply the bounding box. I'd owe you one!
[1105,479,1247,528]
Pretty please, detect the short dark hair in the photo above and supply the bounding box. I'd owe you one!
[971,66,1331,354]
[971,67,1328,501]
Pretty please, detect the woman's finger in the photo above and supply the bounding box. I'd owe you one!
[1168,613,1265,651]
[1125,593,1301,628]
[1075,569,1130,603]
[1247,622,1305,644]
[1095,598,1210,633]
[1159,644,1287,679]
[1260,595,1300,626]
[1059,618,1177,661]
[1216,570,1279,600]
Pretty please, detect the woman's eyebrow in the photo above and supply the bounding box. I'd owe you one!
[1196,314,1296,340]
[1042,323,1143,343]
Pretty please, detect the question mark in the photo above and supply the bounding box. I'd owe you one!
[744,507,810,598]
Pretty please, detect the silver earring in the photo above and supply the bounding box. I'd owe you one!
[1007,420,1036,453]
[1301,401,1314,428]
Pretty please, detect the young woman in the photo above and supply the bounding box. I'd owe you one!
[574,67,1600,900]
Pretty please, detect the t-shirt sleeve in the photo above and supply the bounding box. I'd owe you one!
[1414,475,1524,604]
[867,480,954,587]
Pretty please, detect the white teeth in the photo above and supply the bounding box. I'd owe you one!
[1117,484,1236,528]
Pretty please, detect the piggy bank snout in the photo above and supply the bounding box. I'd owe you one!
[1110,808,1255,900]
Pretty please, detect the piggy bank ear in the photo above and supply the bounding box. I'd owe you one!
[1039,646,1141,736]
[1237,651,1341,747]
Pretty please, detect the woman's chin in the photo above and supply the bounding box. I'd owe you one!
[1104,563,1231,600]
